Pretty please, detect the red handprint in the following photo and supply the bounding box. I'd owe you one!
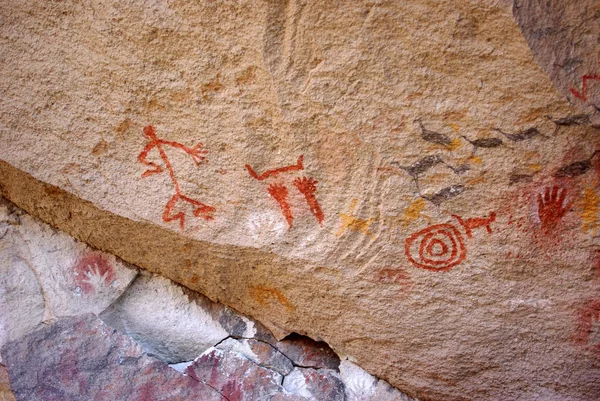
[138,126,215,230]
[537,186,572,234]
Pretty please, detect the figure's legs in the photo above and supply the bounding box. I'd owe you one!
[268,183,293,228]
[181,195,215,220]
[163,194,186,230]
[293,177,324,226]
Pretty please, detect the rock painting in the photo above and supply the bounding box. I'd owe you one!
[460,135,503,156]
[581,185,599,235]
[415,119,460,150]
[493,127,545,142]
[390,155,468,206]
[546,114,596,135]
[573,299,600,355]
[373,268,413,297]
[570,74,600,104]
[246,156,323,228]
[138,126,215,230]
[250,286,295,312]
[536,186,572,235]
[405,212,496,272]
[336,199,376,238]
[72,253,115,294]
[554,151,599,178]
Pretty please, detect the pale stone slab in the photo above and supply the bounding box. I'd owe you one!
[0,198,137,358]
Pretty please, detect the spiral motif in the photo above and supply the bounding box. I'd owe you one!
[405,223,466,271]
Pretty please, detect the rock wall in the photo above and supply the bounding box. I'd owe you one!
[1,1,599,400]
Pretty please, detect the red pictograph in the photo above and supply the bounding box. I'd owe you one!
[138,126,215,230]
[536,186,571,234]
[405,223,466,272]
[573,300,600,354]
[246,156,324,228]
[405,212,496,272]
[570,74,600,102]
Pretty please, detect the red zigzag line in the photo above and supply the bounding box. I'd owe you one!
[570,74,600,102]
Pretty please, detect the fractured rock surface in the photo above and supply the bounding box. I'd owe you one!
[100,273,229,364]
[0,1,599,399]
[0,315,226,401]
[0,364,15,401]
[0,199,413,401]
[0,198,138,357]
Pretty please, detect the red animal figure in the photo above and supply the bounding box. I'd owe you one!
[452,212,496,238]
[138,126,215,230]
[570,74,600,102]
[536,186,572,234]
[246,156,324,228]
[405,211,496,272]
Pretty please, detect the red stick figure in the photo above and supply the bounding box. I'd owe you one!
[246,156,324,228]
[536,186,572,234]
[138,126,215,230]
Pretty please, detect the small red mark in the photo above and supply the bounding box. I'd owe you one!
[405,212,496,272]
[592,250,600,276]
[573,300,600,354]
[570,74,600,102]
[73,253,115,294]
[374,268,412,295]
[138,126,215,230]
[246,156,323,228]
[536,186,572,234]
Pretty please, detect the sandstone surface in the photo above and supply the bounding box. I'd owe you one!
[0,1,599,399]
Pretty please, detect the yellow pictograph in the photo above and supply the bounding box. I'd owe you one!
[336,199,376,238]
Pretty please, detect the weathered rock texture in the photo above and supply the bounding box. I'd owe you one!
[0,1,599,400]
[1,315,227,401]
[514,0,600,118]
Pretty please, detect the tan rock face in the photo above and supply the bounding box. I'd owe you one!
[0,1,599,400]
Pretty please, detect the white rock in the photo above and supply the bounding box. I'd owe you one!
[100,272,229,363]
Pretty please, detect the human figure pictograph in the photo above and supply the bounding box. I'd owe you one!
[138,125,215,230]
[246,155,324,228]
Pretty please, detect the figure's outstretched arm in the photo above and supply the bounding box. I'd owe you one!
[161,140,208,165]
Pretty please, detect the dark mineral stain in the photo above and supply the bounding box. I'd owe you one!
[554,151,600,178]
[494,127,545,142]
[509,172,535,185]
[546,114,594,135]
[391,155,443,178]
[461,135,503,155]
[416,120,453,146]
[421,185,465,206]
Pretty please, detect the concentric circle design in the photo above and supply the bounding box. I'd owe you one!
[405,223,466,271]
